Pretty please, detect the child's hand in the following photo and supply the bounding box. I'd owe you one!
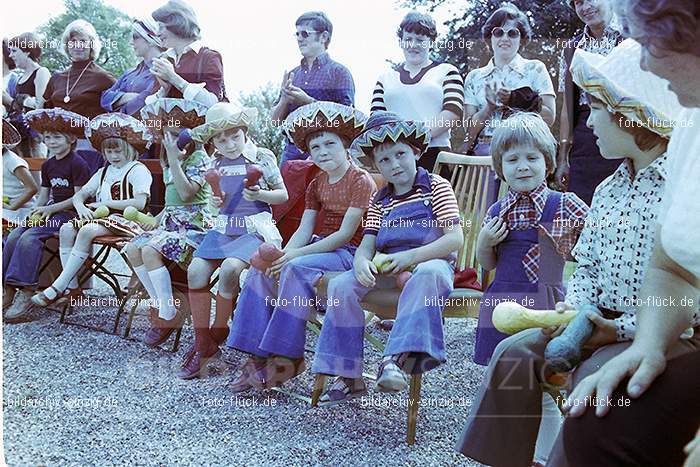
[163,131,184,162]
[480,217,509,247]
[583,312,617,349]
[543,302,573,337]
[76,204,93,221]
[140,221,158,231]
[382,250,416,275]
[211,195,224,208]
[266,247,302,277]
[30,205,54,220]
[354,257,377,288]
[242,185,262,202]
[86,201,101,209]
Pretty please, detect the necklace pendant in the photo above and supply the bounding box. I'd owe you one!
[63,95,71,103]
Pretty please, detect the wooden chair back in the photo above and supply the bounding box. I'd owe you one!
[433,152,497,286]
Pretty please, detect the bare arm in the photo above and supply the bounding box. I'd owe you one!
[284,208,317,250]
[7,166,38,210]
[540,95,556,126]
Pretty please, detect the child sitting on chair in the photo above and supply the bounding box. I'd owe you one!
[458,39,700,467]
[124,98,212,349]
[2,118,38,233]
[3,109,91,322]
[178,102,289,380]
[311,112,463,405]
[31,113,153,307]
[227,102,376,393]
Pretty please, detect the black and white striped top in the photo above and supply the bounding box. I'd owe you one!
[370,62,464,148]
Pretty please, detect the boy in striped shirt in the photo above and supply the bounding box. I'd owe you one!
[311,112,463,405]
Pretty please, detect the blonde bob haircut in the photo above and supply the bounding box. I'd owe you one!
[101,137,138,161]
[61,19,102,60]
[490,112,557,180]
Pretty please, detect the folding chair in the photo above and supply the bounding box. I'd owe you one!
[312,152,498,444]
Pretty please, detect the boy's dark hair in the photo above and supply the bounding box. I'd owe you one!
[296,11,333,49]
[396,12,438,41]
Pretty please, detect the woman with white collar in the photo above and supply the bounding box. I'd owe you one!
[463,3,556,158]
[146,0,228,107]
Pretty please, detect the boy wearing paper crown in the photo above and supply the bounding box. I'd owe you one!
[227,102,376,393]
[178,102,289,380]
[4,109,90,322]
[311,112,463,405]
[31,113,154,307]
[457,39,700,467]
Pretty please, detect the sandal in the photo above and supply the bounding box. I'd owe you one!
[376,358,408,393]
[30,286,63,307]
[318,376,367,407]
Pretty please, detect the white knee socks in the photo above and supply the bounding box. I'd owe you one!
[60,247,79,289]
[50,250,89,295]
[533,392,564,465]
[134,265,158,306]
[148,266,177,320]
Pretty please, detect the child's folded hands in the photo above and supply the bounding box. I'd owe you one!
[480,217,509,247]
[242,185,262,202]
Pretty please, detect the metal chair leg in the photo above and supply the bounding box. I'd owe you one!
[311,374,327,407]
[407,374,422,445]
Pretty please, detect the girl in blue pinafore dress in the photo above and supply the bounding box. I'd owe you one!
[474,191,567,365]
[178,102,288,380]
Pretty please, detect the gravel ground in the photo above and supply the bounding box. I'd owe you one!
[3,252,487,466]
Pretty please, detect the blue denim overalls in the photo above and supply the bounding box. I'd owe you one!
[312,169,455,378]
[473,191,566,365]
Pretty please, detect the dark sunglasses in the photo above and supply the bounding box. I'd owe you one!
[492,27,521,39]
[295,30,322,39]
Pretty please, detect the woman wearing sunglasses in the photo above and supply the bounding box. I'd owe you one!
[463,3,556,161]
[100,18,166,117]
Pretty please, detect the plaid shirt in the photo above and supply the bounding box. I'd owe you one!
[280,52,356,159]
[484,182,588,283]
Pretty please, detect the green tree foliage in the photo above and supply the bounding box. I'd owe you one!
[37,0,136,77]
[403,0,580,75]
[239,83,286,160]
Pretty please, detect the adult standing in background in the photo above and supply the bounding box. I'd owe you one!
[463,3,556,158]
[42,19,116,119]
[101,18,164,116]
[8,32,51,157]
[555,0,623,204]
[370,12,464,171]
[270,11,355,166]
[3,39,18,110]
[147,0,228,107]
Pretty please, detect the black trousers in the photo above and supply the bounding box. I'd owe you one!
[563,349,700,467]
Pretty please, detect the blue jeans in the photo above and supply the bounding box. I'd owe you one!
[312,259,454,378]
[227,247,355,358]
[3,212,74,287]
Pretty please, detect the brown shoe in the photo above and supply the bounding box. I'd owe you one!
[230,357,267,393]
[177,342,221,380]
[254,356,306,389]
[143,309,185,348]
